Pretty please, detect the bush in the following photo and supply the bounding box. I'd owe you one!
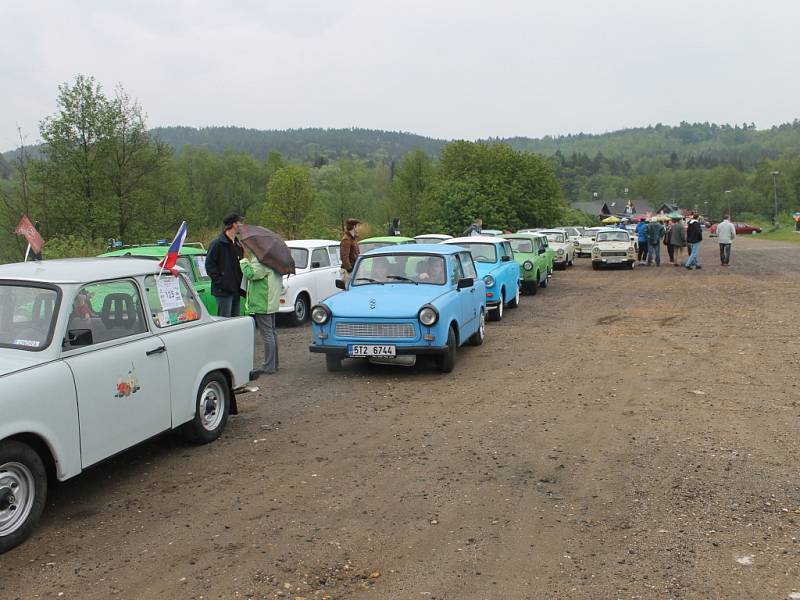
[43,236,107,259]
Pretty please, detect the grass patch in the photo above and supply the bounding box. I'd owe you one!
[757,227,800,243]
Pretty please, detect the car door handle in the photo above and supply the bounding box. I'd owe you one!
[146,345,167,356]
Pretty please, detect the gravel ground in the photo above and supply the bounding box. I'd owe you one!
[2,236,799,600]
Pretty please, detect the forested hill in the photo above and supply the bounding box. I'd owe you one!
[149,126,447,163]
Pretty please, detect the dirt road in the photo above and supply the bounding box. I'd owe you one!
[3,237,799,600]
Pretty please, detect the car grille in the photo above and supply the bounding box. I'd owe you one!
[601,251,628,257]
[335,322,416,338]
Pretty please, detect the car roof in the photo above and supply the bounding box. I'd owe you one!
[504,232,544,239]
[100,244,206,257]
[360,236,416,243]
[444,236,505,245]
[364,244,461,256]
[286,239,339,249]
[414,234,452,239]
[0,258,170,284]
[539,229,566,233]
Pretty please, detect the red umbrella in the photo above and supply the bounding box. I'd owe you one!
[238,225,296,275]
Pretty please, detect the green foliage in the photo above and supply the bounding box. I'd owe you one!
[387,149,433,235]
[42,235,107,259]
[262,165,317,239]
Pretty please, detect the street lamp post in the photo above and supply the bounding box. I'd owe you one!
[724,190,732,219]
[771,170,780,225]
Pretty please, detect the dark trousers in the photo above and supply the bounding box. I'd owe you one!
[215,294,241,317]
[719,243,732,265]
[647,242,661,266]
[253,313,279,373]
[666,243,675,263]
[637,241,648,261]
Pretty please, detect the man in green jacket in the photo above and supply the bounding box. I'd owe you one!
[241,254,283,375]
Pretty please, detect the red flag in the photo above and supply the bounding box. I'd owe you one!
[15,215,45,254]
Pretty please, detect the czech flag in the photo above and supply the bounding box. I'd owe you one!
[159,221,187,272]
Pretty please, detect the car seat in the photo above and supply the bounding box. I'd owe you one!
[101,293,140,333]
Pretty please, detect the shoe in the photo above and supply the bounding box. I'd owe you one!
[695,265,702,269]
[685,265,693,269]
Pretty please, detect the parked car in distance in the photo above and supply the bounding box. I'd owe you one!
[309,245,486,373]
[358,236,417,253]
[100,243,217,314]
[591,228,637,269]
[414,234,453,244]
[0,258,257,553]
[282,240,342,325]
[709,222,762,236]
[503,233,551,294]
[539,229,575,269]
[480,229,504,237]
[443,236,521,321]
[575,227,605,257]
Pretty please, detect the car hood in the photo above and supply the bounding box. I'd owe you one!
[549,242,569,251]
[596,241,632,250]
[0,351,50,378]
[325,284,448,318]
[474,261,503,277]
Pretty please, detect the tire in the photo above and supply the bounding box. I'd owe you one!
[592,262,600,270]
[436,326,457,373]
[489,293,504,321]
[528,275,539,296]
[182,372,230,444]
[508,285,521,308]
[289,294,309,326]
[469,311,486,346]
[629,261,636,270]
[568,256,574,267]
[540,271,548,288]
[0,440,47,554]
[325,354,343,372]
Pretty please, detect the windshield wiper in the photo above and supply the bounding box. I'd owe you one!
[354,277,383,285]
[386,275,418,285]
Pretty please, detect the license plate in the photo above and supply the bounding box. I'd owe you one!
[348,344,396,357]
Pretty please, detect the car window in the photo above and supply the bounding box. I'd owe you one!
[290,248,309,269]
[545,233,565,243]
[451,255,464,284]
[458,252,478,279]
[144,274,202,328]
[311,247,331,268]
[176,257,194,281]
[454,243,497,263]
[0,284,60,351]
[327,245,341,266]
[64,279,147,349]
[508,239,533,253]
[352,254,446,285]
[192,256,210,280]
[596,231,629,242]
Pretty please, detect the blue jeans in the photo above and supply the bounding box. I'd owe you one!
[686,242,701,267]
[215,294,241,317]
[647,242,661,266]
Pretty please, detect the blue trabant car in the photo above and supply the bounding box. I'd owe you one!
[308,245,486,373]
[443,236,521,321]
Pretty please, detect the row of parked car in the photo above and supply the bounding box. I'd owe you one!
[0,226,582,553]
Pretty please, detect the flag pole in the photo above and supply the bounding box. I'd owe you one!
[24,244,31,263]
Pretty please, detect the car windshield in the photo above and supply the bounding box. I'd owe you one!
[360,242,396,253]
[290,248,309,269]
[596,231,630,242]
[545,232,565,243]
[352,254,447,285]
[415,237,444,244]
[454,243,497,263]
[564,228,580,237]
[0,284,59,351]
[508,239,534,253]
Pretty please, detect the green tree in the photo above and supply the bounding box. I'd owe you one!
[388,149,432,235]
[262,165,317,238]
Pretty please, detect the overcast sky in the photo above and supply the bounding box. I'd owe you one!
[2,0,799,150]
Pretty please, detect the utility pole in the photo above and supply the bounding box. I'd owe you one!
[771,170,780,225]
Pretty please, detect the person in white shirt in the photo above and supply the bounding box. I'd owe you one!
[716,215,736,266]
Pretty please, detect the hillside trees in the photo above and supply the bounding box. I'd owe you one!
[262,165,317,239]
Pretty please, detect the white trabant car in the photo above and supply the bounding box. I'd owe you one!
[575,227,605,258]
[539,229,575,269]
[0,258,257,553]
[283,240,342,325]
[591,228,637,269]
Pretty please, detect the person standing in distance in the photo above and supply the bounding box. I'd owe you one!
[205,213,245,317]
[240,250,282,375]
[685,213,703,270]
[670,216,687,267]
[635,217,649,265]
[716,215,736,266]
[463,217,483,237]
[646,217,665,266]
[340,218,361,284]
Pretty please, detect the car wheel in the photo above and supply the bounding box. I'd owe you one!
[751,230,758,235]
[436,326,457,373]
[289,294,309,326]
[469,311,485,346]
[540,272,548,288]
[489,292,504,321]
[182,372,230,444]
[508,285,521,308]
[529,275,539,296]
[325,354,343,372]
[592,262,600,270]
[568,256,574,266]
[629,260,636,270]
[0,440,47,554]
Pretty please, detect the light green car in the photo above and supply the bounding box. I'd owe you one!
[503,233,553,295]
[358,236,417,253]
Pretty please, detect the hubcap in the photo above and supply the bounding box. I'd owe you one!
[479,314,485,338]
[295,298,307,320]
[498,300,503,317]
[0,462,35,536]
[199,381,226,431]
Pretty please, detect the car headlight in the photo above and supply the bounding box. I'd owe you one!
[483,275,495,287]
[592,247,600,254]
[628,246,635,253]
[522,261,533,271]
[557,249,565,256]
[311,305,330,324]
[418,304,439,327]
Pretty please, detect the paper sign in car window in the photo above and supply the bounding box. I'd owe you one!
[193,256,209,278]
[156,276,185,311]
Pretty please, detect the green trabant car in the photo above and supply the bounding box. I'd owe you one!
[100,244,219,315]
[358,236,417,253]
[504,233,553,294]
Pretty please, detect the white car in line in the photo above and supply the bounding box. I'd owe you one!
[591,228,637,269]
[0,258,257,553]
[282,240,342,325]
[538,229,575,268]
[575,227,605,258]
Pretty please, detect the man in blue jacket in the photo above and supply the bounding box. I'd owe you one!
[635,218,649,265]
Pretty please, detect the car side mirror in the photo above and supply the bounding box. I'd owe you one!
[66,328,92,348]
[457,277,474,289]
[501,255,511,262]
[311,261,321,269]
[335,279,346,290]
[538,248,546,255]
